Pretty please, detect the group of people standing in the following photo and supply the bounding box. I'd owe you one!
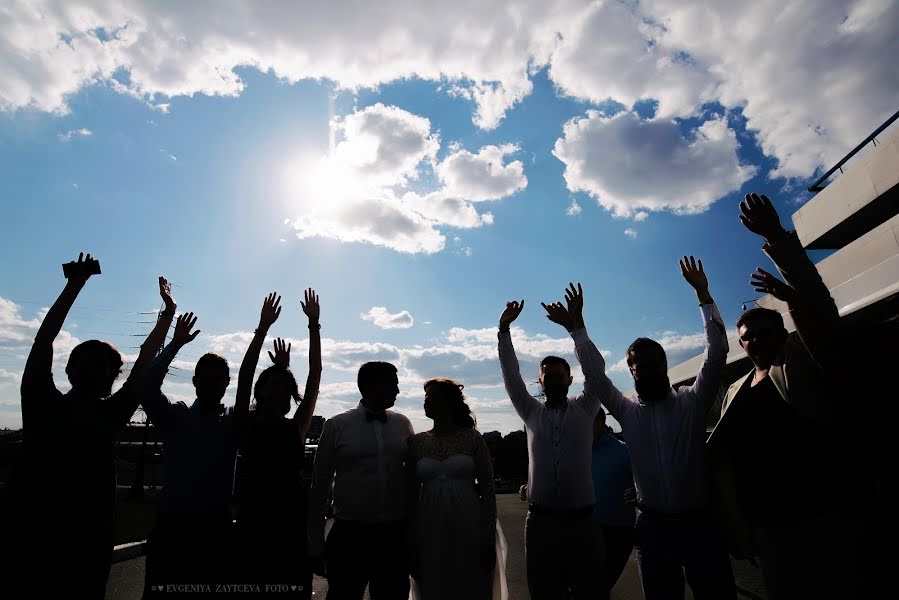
[0,190,891,600]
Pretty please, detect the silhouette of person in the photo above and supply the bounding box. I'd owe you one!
[406,377,505,600]
[236,289,322,599]
[707,193,869,599]
[589,409,635,589]
[597,257,736,600]
[308,361,414,600]
[140,293,280,597]
[1,254,177,599]
[497,283,609,600]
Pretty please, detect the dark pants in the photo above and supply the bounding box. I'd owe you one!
[525,509,608,600]
[634,509,735,600]
[143,512,234,598]
[325,519,410,600]
[601,524,635,589]
[754,512,867,600]
[235,514,312,599]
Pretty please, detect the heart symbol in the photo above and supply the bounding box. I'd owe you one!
[290,585,297,591]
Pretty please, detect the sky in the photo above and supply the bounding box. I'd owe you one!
[1,0,897,433]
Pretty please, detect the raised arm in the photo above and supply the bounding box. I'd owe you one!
[497,299,540,421]
[545,283,631,419]
[681,256,728,409]
[235,292,281,420]
[544,283,602,416]
[294,288,322,441]
[740,192,841,369]
[22,253,97,412]
[126,277,177,383]
[141,312,201,430]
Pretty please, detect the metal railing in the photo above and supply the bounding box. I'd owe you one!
[808,109,899,192]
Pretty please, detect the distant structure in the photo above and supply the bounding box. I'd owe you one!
[669,110,899,418]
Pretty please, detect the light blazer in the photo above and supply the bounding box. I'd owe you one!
[706,231,848,557]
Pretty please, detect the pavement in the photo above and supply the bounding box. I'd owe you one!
[106,495,767,599]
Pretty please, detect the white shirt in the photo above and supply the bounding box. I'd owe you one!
[600,303,727,513]
[498,328,603,509]
[308,403,414,554]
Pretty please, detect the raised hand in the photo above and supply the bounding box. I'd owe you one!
[63,252,100,286]
[564,282,584,328]
[301,288,320,324]
[258,292,282,330]
[679,256,708,291]
[158,276,176,314]
[750,268,798,304]
[268,337,291,368]
[172,312,201,346]
[739,193,788,242]
[541,300,575,332]
[499,299,525,330]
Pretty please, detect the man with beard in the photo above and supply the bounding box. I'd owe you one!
[498,283,609,600]
[598,256,736,600]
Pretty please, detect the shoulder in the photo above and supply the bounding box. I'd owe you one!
[327,407,361,425]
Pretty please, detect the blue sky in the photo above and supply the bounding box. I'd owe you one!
[1,0,897,433]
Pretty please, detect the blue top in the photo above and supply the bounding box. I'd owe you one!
[591,432,636,527]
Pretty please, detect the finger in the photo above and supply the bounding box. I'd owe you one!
[679,258,687,274]
[761,194,773,208]
[78,252,84,262]
[541,302,549,311]
[739,215,751,229]
[268,351,275,362]
[189,330,201,341]
[690,255,697,271]
[577,282,582,297]
[287,342,291,354]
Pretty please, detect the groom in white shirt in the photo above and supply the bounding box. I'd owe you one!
[308,361,414,600]
[498,283,609,600]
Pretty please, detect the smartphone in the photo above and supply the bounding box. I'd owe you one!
[62,259,102,278]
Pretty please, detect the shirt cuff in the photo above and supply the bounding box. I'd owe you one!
[700,302,726,334]
[570,327,589,344]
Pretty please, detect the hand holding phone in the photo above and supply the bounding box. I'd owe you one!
[62,253,101,282]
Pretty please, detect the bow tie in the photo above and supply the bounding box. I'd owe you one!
[365,410,387,423]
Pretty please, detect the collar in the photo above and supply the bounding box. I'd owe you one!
[544,398,568,412]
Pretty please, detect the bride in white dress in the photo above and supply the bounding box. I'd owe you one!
[407,378,508,600]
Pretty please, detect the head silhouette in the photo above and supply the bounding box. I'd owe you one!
[423,377,475,429]
[66,340,123,398]
[737,308,788,370]
[539,356,573,404]
[253,365,300,418]
[357,361,399,412]
[627,338,671,403]
[192,353,230,408]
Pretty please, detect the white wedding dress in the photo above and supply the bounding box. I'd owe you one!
[408,431,508,600]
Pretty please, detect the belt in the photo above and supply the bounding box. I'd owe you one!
[528,503,594,519]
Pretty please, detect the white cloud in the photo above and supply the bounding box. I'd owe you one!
[566,199,582,216]
[623,228,638,239]
[361,306,415,330]
[436,144,527,201]
[285,104,525,254]
[0,0,570,128]
[633,211,648,222]
[548,0,715,120]
[553,111,756,217]
[57,128,92,142]
[640,0,899,178]
[2,0,893,181]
